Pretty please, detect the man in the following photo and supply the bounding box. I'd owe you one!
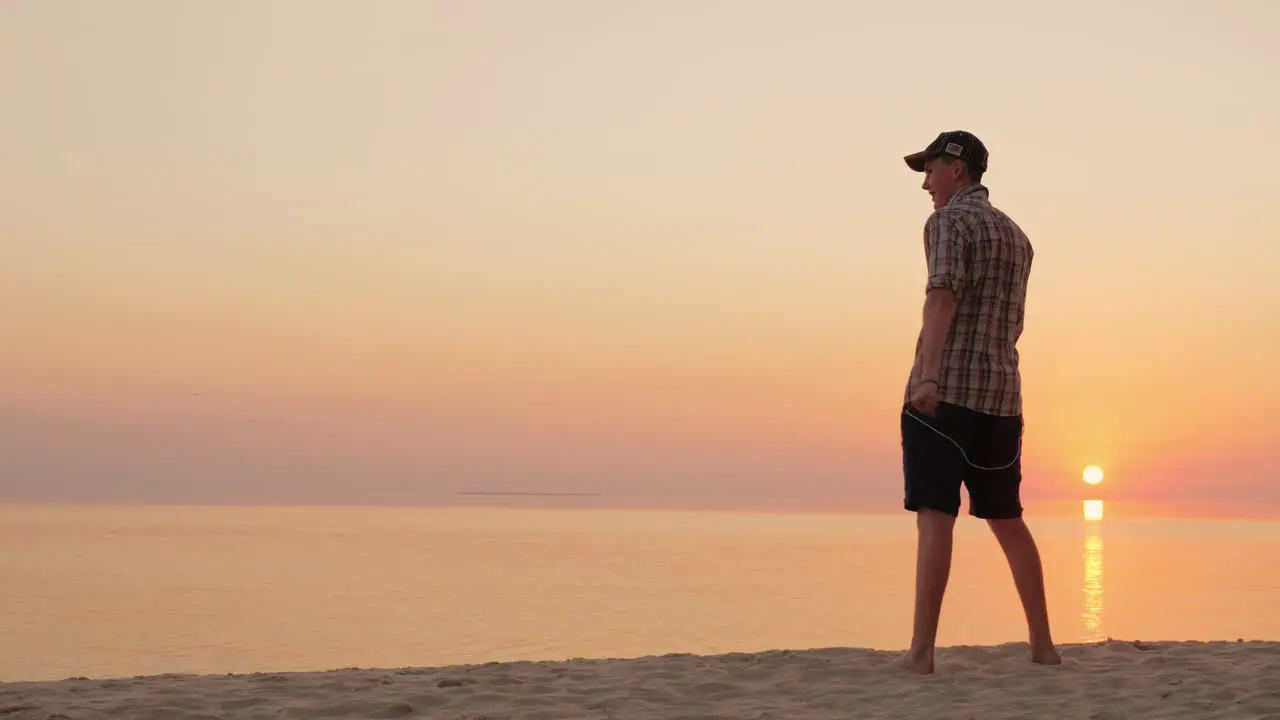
[898,130,1061,674]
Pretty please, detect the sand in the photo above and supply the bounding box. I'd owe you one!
[3,640,1280,720]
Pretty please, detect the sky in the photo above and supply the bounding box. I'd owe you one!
[2,0,1279,512]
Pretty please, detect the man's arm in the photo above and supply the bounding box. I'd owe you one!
[916,212,967,383]
[918,288,956,382]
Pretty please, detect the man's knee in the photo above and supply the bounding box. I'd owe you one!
[987,517,1030,540]
[918,507,957,531]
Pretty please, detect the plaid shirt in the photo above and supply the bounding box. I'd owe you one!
[905,183,1033,417]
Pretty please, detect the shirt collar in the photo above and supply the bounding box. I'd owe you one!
[947,183,989,206]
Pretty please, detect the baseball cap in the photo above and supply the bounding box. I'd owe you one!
[903,130,988,173]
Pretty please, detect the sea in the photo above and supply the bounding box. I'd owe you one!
[3,502,1280,683]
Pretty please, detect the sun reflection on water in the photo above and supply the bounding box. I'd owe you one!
[1081,500,1105,643]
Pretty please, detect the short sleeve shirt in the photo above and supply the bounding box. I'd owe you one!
[905,184,1033,417]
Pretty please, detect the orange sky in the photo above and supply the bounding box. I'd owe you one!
[3,1,1279,513]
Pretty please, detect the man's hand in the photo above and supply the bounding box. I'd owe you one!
[910,379,940,416]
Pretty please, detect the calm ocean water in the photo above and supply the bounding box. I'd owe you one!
[3,503,1280,682]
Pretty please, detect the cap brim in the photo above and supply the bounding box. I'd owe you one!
[903,150,935,172]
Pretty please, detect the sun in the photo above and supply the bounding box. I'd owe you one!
[1083,465,1104,486]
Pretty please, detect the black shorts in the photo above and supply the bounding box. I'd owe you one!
[901,401,1023,520]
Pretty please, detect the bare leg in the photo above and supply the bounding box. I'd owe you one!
[988,518,1062,665]
[907,508,957,674]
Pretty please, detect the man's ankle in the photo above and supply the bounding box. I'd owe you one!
[1029,632,1054,648]
[909,639,934,656]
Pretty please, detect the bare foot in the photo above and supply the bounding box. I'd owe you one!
[902,649,935,675]
[1031,646,1062,666]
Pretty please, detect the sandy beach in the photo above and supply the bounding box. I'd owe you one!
[4,639,1280,719]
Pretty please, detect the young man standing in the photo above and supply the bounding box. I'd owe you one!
[898,131,1061,674]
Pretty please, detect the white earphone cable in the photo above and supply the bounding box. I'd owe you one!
[902,407,1022,471]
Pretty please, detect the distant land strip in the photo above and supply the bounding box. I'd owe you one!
[457,491,602,497]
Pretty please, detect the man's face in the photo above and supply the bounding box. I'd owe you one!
[921,156,964,210]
